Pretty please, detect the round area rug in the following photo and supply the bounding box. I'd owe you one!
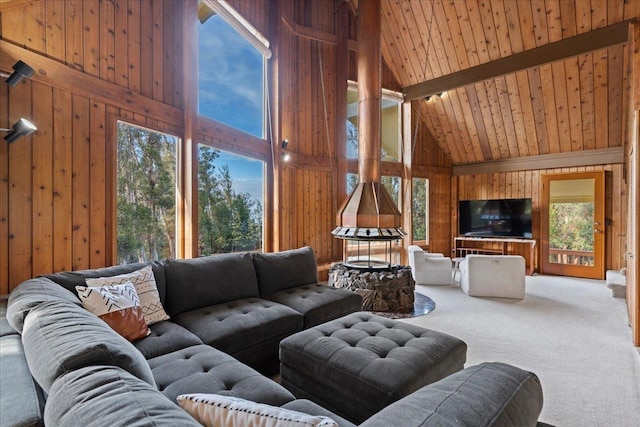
[371,292,435,319]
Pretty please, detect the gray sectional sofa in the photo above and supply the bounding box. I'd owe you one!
[1,246,545,426]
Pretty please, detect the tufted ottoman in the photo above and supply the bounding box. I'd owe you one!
[279,312,467,424]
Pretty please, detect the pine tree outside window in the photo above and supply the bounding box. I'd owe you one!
[116,122,178,264]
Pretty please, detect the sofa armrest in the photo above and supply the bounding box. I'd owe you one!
[360,362,543,427]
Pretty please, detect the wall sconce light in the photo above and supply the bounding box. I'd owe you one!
[1,118,37,143]
[0,60,35,87]
[281,139,291,162]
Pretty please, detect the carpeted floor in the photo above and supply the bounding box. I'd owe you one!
[401,275,640,426]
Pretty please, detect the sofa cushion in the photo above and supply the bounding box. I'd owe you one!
[0,299,17,337]
[21,300,155,392]
[177,393,338,427]
[147,344,295,406]
[85,265,170,325]
[46,261,167,304]
[172,297,303,358]
[76,282,150,342]
[253,247,319,297]
[0,334,45,427]
[134,320,203,360]
[265,284,362,328]
[45,365,200,427]
[164,252,259,316]
[359,362,543,427]
[6,277,82,333]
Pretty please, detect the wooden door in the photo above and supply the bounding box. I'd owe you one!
[541,171,605,279]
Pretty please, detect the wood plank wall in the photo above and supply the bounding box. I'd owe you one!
[453,164,626,273]
[0,0,184,293]
[275,0,342,268]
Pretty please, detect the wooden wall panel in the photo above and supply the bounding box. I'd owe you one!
[0,0,184,107]
[453,164,625,272]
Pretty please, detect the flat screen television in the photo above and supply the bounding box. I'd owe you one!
[458,198,532,238]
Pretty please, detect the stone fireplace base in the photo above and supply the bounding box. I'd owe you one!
[328,263,415,312]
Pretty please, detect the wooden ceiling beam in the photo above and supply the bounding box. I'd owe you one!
[404,19,636,101]
[452,147,623,176]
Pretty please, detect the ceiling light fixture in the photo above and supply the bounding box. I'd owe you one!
[0,60,35,87]
[1,118,37,143]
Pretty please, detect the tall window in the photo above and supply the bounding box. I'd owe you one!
[412,178,429,243]
[198,145,264,255]
[197,1,270,255]
[198,4,265,138]
[116,122,178,264]
[346,83,402,161]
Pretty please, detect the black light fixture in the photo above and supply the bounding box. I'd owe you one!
[1,118,37,143]
[0,60,35,87]
[281,139,291,162]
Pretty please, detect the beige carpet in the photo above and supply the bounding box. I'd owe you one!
[401,275,640,426]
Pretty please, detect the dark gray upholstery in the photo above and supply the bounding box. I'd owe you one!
[172,297,303,370]
[280,312,467,424]
[0,299,17,337]
[164,252,259,316]
[133,320,203,360]
[21,300,155,392]
[282,399,357,427]
[0,334,45,427]
[6,278,82,333]
[253,246,319,296]
[147,344,295,406]
[266,283,363,328]
[44,365,201,427]
[45,261,167,305]
[360,362,544,427]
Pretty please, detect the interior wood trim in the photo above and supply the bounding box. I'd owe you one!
[197,116,271,161]
[0,40,184,127]
[404,19,636,101]
[453,147,624,176]
[281,14,337,45]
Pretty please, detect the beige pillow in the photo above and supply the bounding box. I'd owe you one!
[76,282,149,342]
[177,394,338,427]
[85,265,169,325]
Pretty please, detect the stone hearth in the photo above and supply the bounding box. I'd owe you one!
[329,263,415,312]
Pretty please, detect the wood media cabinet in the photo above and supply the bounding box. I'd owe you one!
[453,236,537,275]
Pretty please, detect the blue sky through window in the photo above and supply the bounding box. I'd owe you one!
[198,14,264,138]
[198,12,265,205]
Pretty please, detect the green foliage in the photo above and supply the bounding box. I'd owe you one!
[549,202,594,251]
[412,178,427,241]
[197,146,262,255]
[116,124,263,264]
[117,123,177,264]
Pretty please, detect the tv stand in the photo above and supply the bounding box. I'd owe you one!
[454,236,536,275]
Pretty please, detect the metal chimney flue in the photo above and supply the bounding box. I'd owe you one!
[332,0,406,269]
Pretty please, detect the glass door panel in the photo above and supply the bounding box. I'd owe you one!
[541,172,605,279]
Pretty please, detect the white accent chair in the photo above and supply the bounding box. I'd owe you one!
[408,245,453,285]
[460,255,526,299]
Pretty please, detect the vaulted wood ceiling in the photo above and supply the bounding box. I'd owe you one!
[355,0,640,166]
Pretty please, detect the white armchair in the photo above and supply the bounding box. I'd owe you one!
[460,255,526,299]
[407,245,453,285]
